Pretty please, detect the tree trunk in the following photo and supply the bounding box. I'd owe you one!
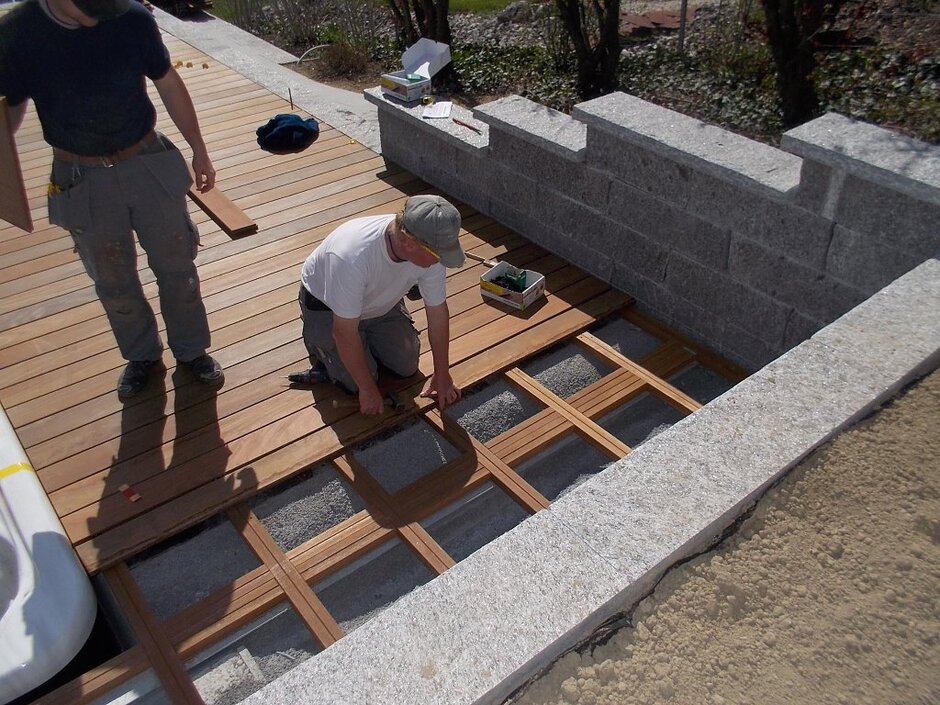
[761,0,845,128]
[387,0,419,46]
[555,0,622,101]
[387,0,452,45]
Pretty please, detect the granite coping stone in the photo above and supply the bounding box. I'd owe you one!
[474,95,587,160]
[573,92,803,195]
[240,509,627,705]
[241,251,938,705]
[782,112,940,207]
[551,257,940,578]
[365,87,490,148]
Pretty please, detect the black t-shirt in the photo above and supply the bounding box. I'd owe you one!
[0,0,171,155]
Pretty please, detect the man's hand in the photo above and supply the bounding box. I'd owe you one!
[192,152,216,192]
[358,383,386,415]
[154,68,215,192]
[420,371,462,410]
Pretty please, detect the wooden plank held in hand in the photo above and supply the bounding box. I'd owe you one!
[187,167,257,238]
[0,96,33,232]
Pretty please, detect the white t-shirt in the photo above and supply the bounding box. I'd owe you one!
[301,214,447,320]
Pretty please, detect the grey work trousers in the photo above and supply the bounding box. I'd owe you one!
[48,134,210,363]
[298,287,420,393]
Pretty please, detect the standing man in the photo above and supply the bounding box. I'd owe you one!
[0,0,223,398]
[296,195,464,415]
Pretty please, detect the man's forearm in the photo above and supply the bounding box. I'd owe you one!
[154,68,207,158]
[333,320,379,393]
[426,303,452,374]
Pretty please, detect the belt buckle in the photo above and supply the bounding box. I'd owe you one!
[100,154,117,168]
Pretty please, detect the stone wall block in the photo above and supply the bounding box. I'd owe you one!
[609,181,731,270]
[825,225,926,293]
[427,167,491,216]
[489,196,540,242]
[540,232,614,283]
[585,130,693,208]
[605,222,670,284]
[791,159,833,215]
[834,174,940,254]
[610,263,667,307]
[379,115,459,181]
[717,321,780,370]
[488,131,609,210]
[687,171,834,269]
[665,253,789,345]
[658,295,731,353]
[475,158,546,219]
[544,194,612,254]
[782,309,827,352]
[729,238,867,322]
[782,112,940,207]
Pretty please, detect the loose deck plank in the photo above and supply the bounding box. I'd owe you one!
[0,97,33,232]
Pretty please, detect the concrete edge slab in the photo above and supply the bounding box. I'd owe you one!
[154,8,382,153]
[242,257,940,705]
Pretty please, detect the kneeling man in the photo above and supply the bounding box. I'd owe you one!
[297,195,464,415]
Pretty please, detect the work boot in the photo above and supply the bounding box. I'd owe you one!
[117,360,160,398]
[180,354,224,386]
[288,361,328,385]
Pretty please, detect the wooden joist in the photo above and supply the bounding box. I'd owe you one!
[227,504,343,647]
[103,564,204,704]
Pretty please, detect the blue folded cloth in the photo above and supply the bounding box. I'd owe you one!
[256,113,320,154]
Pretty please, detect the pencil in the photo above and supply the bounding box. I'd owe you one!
[452,117,482,134]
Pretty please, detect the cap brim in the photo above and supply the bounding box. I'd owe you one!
[437,243,465,269]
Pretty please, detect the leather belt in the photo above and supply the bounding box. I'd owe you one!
[52,130,158,167]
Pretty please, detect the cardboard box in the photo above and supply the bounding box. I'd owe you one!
[380,38,451,103]
[480,261,546,310]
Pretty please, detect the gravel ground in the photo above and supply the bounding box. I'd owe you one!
[507,367,940,705]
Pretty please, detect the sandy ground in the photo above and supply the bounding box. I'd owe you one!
[509,367,940,705]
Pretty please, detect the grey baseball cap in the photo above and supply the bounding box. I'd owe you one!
[73,0,131,20]
[402,195,464,268]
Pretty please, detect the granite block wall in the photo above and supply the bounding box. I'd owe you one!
[364,89,940,370]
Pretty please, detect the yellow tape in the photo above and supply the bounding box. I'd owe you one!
[480,279,509,296]
[0,461,33,480]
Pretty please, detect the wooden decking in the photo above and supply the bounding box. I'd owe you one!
[3,32,747,705]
